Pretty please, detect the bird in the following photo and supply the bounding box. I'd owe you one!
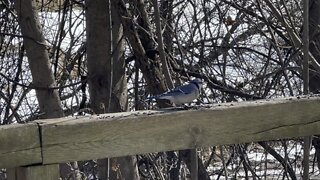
[146,78,203,106]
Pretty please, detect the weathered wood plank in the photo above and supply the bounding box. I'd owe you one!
[7,164,59,180]
[0,123,41,168]
[39,96,320,164]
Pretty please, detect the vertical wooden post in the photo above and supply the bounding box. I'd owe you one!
[190,149,198,180]
[7,164,59,180]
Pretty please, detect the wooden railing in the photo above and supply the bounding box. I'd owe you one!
[2,95,320,179]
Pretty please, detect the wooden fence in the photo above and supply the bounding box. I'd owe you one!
[1,95,320,179]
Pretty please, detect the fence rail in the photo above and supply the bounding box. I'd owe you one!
[1,95,320,169]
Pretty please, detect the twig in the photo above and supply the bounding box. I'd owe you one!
[152,0,174,89]
[0,72,86,90]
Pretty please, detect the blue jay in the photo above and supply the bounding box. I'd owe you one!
[146,78,203,106]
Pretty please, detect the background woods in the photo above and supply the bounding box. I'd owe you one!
[1,0,320,179]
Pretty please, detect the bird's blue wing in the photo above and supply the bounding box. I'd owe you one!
[156,84,193,98]
[172,84,195,94]
[145,88,184,101]
[162,89,185,96]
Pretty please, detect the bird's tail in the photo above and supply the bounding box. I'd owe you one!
[144,96,154,102]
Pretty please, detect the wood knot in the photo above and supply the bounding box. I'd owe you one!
[189,126,202,147]
[190,126,201,135]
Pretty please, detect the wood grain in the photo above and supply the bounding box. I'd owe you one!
[7,164,59,180]
[1,96,320,167]
[39,96,320,164]
[0,123,41,168]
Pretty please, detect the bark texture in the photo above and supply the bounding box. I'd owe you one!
[309,0,320,174]
[309,0,320,92]
[86,0,139,179]
[114,0,167,96]
[14,0,63,119]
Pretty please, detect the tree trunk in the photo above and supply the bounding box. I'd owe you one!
[14,0,63,119]
[114,0,168,103]
[309,0,320,173]
[309,0,320,93]
[85,0,139,179]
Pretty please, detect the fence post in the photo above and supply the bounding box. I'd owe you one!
[7,164,59,180]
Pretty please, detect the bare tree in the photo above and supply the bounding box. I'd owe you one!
[85,0,139,179]
[2,0,320,179]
